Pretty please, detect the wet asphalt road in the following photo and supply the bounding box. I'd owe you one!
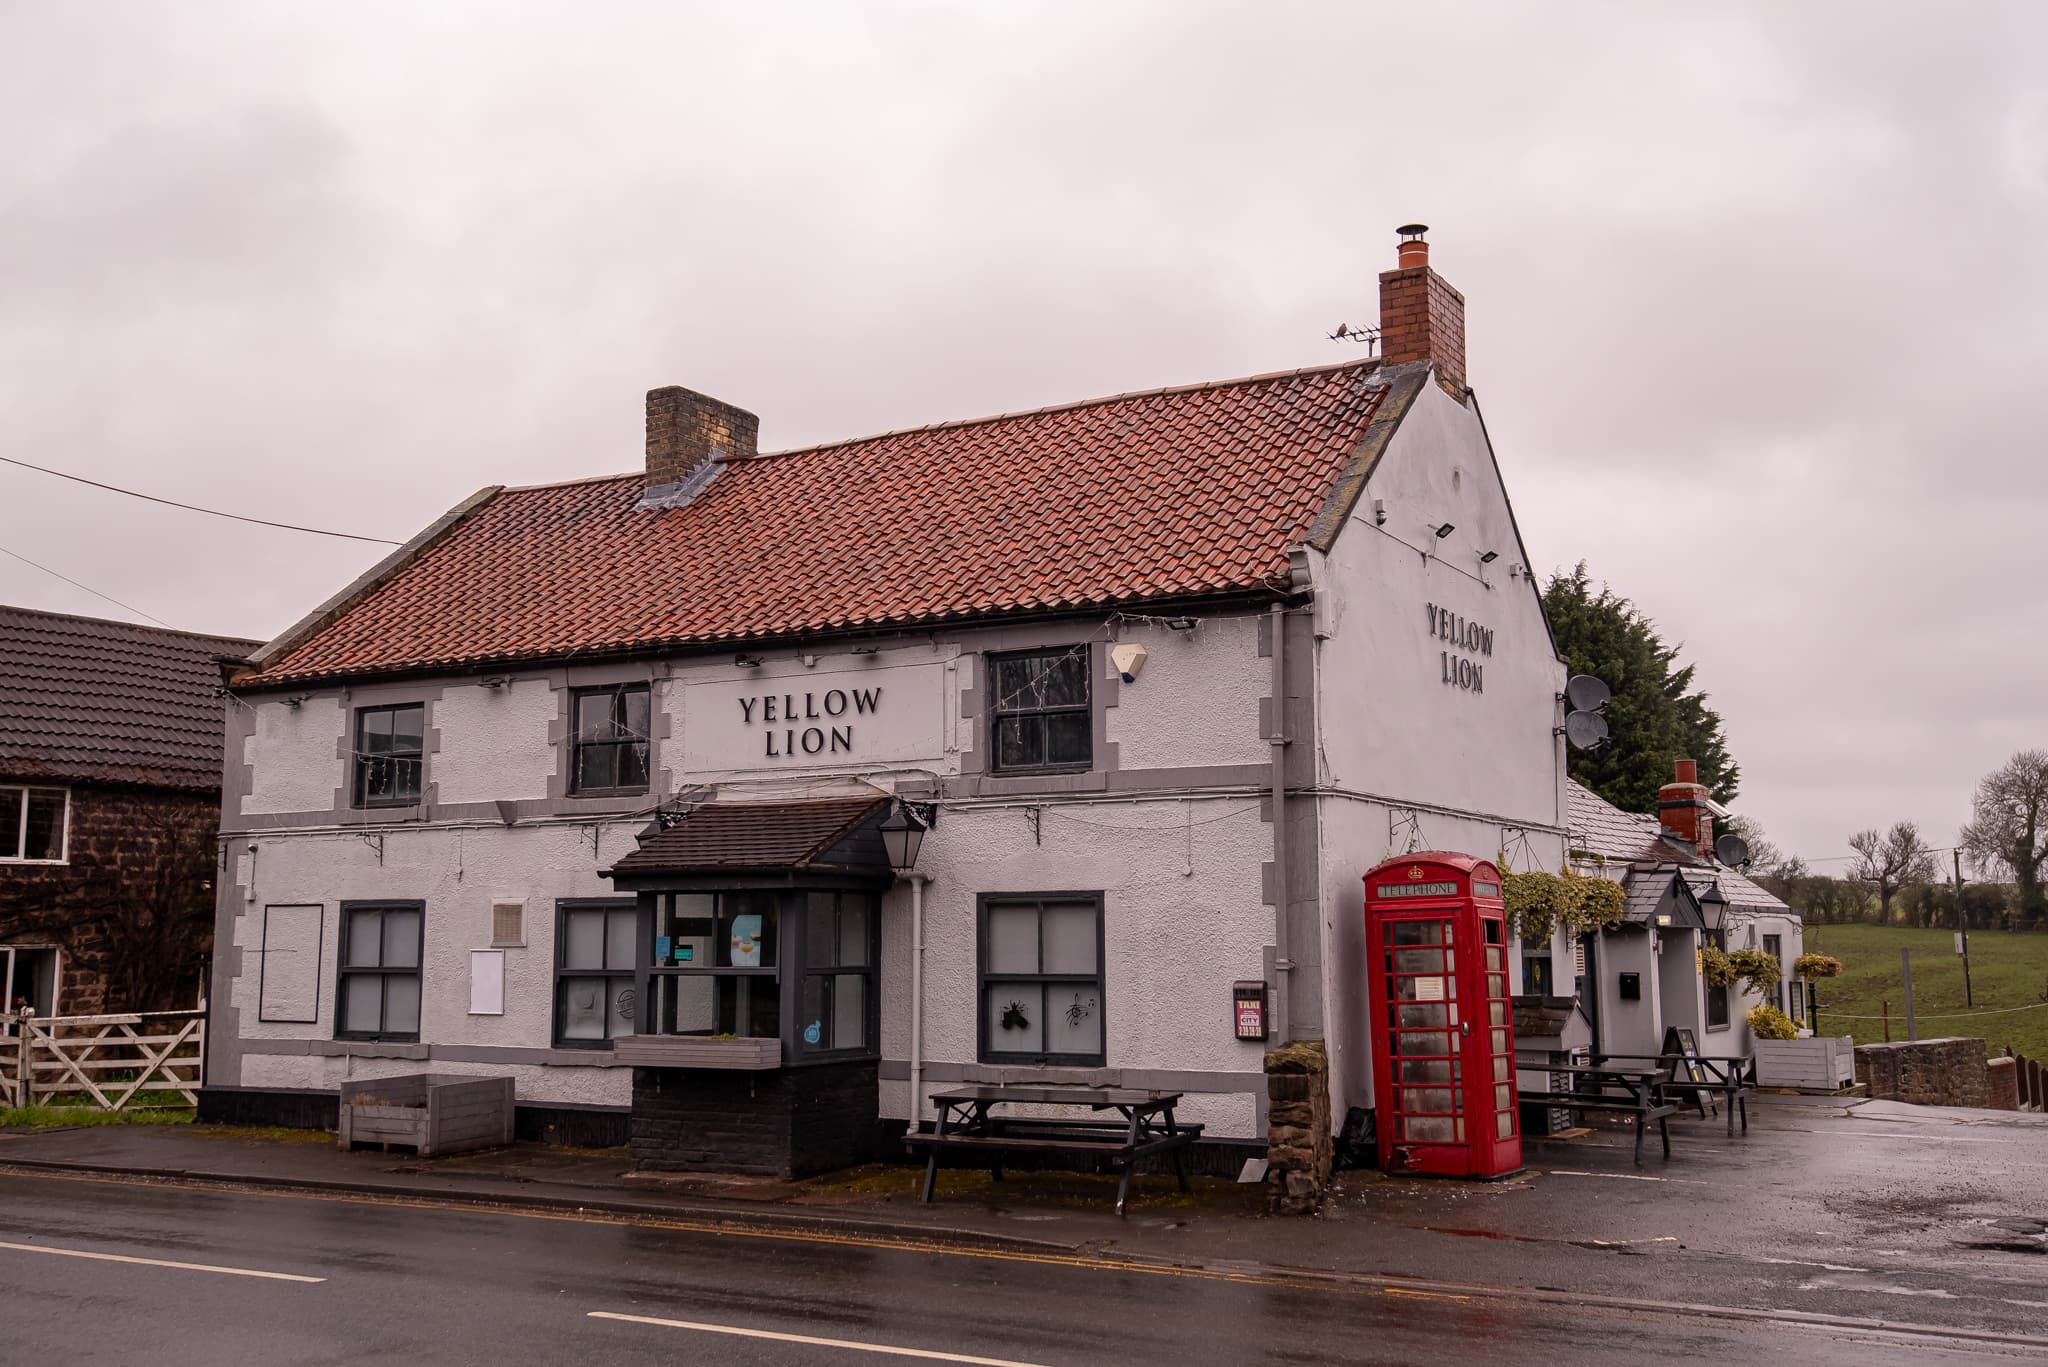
[0,1170,2039,1366]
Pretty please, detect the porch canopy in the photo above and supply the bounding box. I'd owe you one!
[604,794,896,892]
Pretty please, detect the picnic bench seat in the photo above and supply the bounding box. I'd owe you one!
[1516,1063,1678,1166]
[905,1085,1203,1216]
[1583,1052,1755,1136]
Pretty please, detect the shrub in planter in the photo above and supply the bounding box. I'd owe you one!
[1747,1004,1798,1040]
[1793,952,1842,979]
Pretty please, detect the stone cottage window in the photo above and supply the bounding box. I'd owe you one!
[570,684,651,794]
[352,704,424,807]
[988,647,1092,774]
[0,786,67,862]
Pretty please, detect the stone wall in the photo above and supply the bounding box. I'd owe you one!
[0,781,218,1015]
[1987,1056,2020,1111]
[1265,1039,1331,1215]
[1855,1038,1991,1108]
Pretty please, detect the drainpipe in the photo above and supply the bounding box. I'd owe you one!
[906,873,930,1129]
[1269,603,1292,1044]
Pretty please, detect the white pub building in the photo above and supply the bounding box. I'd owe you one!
[204,231,1793,1178]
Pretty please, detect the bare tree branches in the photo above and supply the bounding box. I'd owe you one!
[1960,749,2048,927]
[1847,821,1938,924]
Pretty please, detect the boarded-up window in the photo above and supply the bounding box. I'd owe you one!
[258,904,323,1023]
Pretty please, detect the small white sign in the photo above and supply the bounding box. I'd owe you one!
[1955,932,1966,956]
[469,950,505,1016]
[1414,976,1446,1002]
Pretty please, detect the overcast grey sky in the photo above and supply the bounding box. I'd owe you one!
[2,2,2043,863]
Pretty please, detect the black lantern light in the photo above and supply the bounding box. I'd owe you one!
[880,799,935,872]
[1697,880,1728,934]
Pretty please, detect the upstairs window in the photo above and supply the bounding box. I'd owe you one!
[989,647,1092,774]
[571,684,651,794]
[0,787,67,863]
[353,704,424,807]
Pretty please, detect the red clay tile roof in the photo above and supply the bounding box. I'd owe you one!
[0,604,260,791]
[242,361,1388,685]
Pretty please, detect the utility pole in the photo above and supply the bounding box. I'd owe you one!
[1954,849,1974,1008]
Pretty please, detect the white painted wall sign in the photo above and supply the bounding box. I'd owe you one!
[682,663,946,773]
[469,949,505,1016]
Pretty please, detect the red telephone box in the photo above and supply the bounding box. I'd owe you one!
[1364,852,1521,1178]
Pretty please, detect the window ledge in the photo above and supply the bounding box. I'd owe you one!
[315,1040,428,1060]
[612,1036,781,1070]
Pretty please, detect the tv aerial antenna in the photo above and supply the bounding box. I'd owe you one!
[1327,321,1381,354]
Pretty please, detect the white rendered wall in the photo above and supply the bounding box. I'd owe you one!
[1106,615,1270,770]
[240,697,345,815]
[433,678,557,804]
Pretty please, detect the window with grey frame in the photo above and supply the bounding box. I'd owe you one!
[570,684,651,794]
[1763,933,1784,1011]
[978,893,1104,1066]
[799,891,876,1056]
[353,703,424,807]
[987,646,1092,774]
[554,900,639,1046]
[336,902,423,1040]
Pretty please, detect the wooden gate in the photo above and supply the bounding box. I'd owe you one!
[3,1009,206,1111]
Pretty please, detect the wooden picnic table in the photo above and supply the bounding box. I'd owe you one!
[904,1085,1203,1216]
[1581,1051,1756,1136]
[1514,1061,1678,1166]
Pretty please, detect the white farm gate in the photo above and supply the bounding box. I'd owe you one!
[2,1008,205,1111]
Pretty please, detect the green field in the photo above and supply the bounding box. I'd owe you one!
[1804,924,2048,1059]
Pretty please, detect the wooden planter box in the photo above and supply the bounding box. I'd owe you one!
[338,1073,515,1156]
[611,1036,782,1070]
[1754,1035,1856,1092]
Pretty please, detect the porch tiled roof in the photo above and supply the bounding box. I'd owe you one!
[607,796,890,877]
[242,361,1390,686]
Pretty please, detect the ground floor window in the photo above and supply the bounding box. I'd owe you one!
[646,892,782,1040]
[1763,933,1784,1011]
[336,902,423,1040]
[800,890,875,1056]
[554,899,638,1045]
[1704,927,1730,1030]
[2,946,58,1015]
[978,893,1105,1066]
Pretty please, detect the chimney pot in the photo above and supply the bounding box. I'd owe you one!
[1395,223,1431,269]
[1657,758,1714,860]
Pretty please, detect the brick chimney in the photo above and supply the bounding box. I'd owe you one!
[1378,224,1467,394]
[1657,759,1714,860]
[645,386,758,494]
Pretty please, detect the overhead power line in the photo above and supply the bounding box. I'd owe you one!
[0,455,404,545]
[0,541,172,628]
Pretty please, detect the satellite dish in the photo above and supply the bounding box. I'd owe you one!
[1714,833,1752,869]
[1565,675,1611,713]
[1563,711,1610,751]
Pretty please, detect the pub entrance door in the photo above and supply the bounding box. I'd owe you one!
[1363,853,1521,1178]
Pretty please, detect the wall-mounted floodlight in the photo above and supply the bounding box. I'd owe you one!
[734,653,762,669]
[1165,616,1197,632]
[1479,550,1499,564]
[1434,523,1455,539]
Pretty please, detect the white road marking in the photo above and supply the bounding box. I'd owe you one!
[589,1311,1050,1365]
[0,1238,324,1283]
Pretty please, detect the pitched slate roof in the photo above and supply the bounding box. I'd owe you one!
[1567,780,1794,918]
[240,361,1390,686]
[608,795,891,878]
[0,605,259,791]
